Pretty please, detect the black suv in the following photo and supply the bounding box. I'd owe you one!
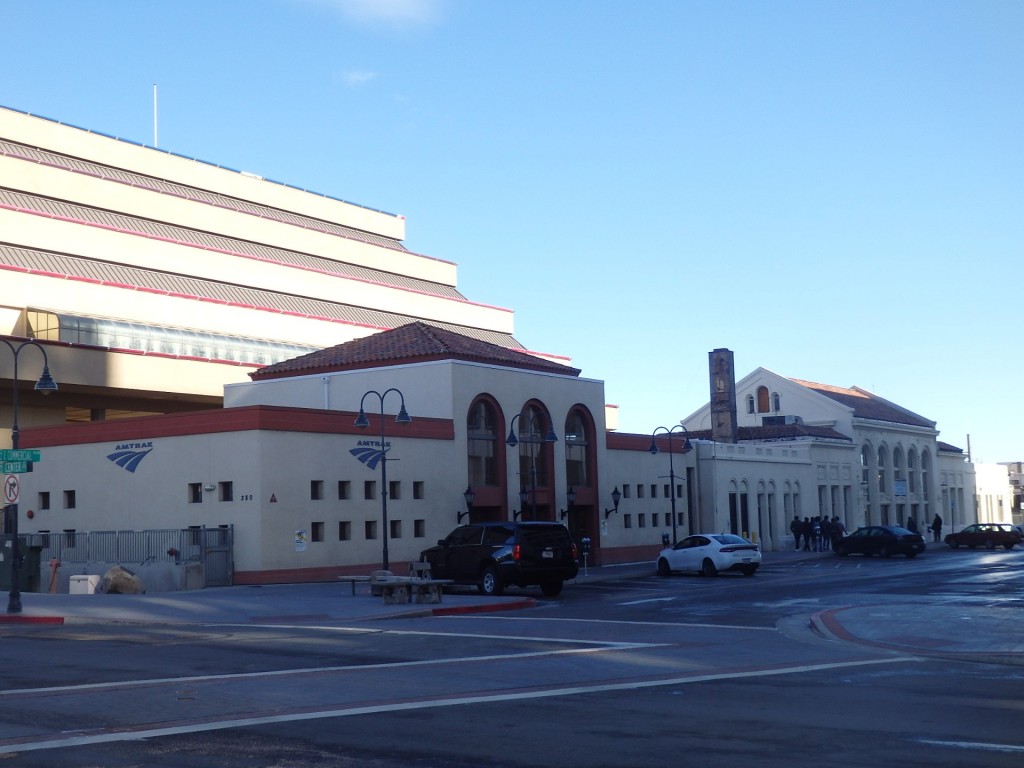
[420,522,579,597]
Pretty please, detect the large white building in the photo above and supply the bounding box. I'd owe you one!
[2,105,1014,590]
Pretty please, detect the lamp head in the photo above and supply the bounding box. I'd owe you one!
[395,403,412,424]
[648,437,659,456]
[34,366,58,395]
[611,486,622,510]
[353,409,370,428]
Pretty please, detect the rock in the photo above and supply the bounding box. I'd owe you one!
[100,565,146,594]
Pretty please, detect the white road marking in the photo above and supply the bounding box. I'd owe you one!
[0,657,912,754]
[618,597,677,606]
[445,615,779,631]
[918,739,1024,753]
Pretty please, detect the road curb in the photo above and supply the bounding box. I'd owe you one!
[0,614,65,625]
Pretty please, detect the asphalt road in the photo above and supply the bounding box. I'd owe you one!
[1,547,1022,767]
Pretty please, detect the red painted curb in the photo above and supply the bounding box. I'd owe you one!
[0,615,65,625]
[431,598,536,616]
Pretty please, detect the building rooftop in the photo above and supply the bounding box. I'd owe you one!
[250,321,581,380]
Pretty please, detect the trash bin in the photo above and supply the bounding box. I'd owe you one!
[69,575,101,594]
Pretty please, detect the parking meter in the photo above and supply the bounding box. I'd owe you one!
[662,531,670,547]
[580,536,591,576]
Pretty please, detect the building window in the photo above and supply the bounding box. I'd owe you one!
[311,522,324,542]
[38,491,50,510]
[390,520,402,539]
[757,386,770,413]
[188,483,202,503]
[365,520,377,540]
[338,521,351,541]
[652,513,659,527]
[467,398,499,486]
[414,519,426,538]
[637,485,645,499]
[364,481,376,500]
[622,485,632,499]
[63,490,76,509]
[311,480,324,500]
[564,409,590,487]
[639,513,646,528]
[650,484,658,499]
[772,392,781,412]
[623,514,632,529]
[514,404,553,488]
[746,394,755,414]
[63,529,76,548]
[219,482,233,502]
[413,481,425,500]
[338,480,350,500]
[389,481,400,501]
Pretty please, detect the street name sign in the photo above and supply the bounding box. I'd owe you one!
[1,461,29,474]
[0,449,41,462]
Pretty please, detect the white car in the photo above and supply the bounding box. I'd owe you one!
[657,533,761,577]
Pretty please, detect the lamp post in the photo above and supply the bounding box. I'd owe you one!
[603,486,623,519]
[506,410,558,520]
[354,388,411,572]
[649,424,691,546]
[559,486,577,520]
[2,339,58,614]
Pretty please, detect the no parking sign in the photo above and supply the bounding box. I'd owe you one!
[3,474,18,505]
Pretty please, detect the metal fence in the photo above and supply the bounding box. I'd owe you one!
[15,526,234,586]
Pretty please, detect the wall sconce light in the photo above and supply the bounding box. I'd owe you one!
[559,486,577,520]
[458,485,475,523]
[603,486,622,519]
[203,484,216,492]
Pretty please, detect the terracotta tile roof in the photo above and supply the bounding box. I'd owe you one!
[250,321,581,380]
[790,379,935,429]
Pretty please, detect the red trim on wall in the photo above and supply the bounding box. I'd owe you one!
[234,561,414,586]
[21,405,455,447]
[599,544,661,566]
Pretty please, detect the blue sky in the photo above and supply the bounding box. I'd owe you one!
[5,0,1022,461]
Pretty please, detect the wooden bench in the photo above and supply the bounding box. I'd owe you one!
[336,575,372,595]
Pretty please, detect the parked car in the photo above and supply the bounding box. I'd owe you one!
[656,533,761,577]
[944,523,1022,550]
[419,521,578,596]
[834,525,925,558]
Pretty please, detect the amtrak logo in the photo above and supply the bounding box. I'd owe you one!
[350,440,390,470]
[107,442,154,473]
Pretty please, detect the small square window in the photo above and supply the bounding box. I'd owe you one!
[338,521,351,541]
[38,492,50,510]
[389,481,400,501]
[637,485,645,499]
[188,483,202,503]
[338,481,351,500]
[639,513,646,528]
[623,514,632,529]
[663,484,670,498]
[413,481,425,500]
[63,490,76,509]
[390,519,402,539]
[311,480,324,500]
[219,482,233,502]
[365,520,378,540]
[414,519,425,538]
[623,485,632,499]
[652,513,659,527]
[364,481,376,500]
[650,484,657,498]
[311,522,324,542]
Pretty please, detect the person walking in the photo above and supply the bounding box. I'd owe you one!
[801,517,813,552]
[790,515,802,551]
[930,514,943,543]
[820,516,832,551]
[830,516,846,548]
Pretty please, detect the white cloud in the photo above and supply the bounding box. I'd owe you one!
[336,69,379,87]
[298,0,444,27]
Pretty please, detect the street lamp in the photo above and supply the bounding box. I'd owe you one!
[649,424,691,546]
[506,409,558,520]
[2,339,58,614]
[354,388,410,571]
[603,486,623,519]
[559,486,577,520]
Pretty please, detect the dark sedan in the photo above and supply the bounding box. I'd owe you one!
[945,523,1022,550]
[834,525,926,558]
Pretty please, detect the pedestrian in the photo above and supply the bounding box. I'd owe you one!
[812,517,822,552]
[790,515,802,550]
[831,516,846,548]
[820,516,832,551]
[801,517,812,551]
[930,514,943,543]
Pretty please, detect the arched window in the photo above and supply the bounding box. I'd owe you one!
[564,409,590,487]
[516,404,553,488]
[756,386,770,413]
[877,446,888,493]
[893,447,904,481]
[467,397,498,486]
[860,445,871,485]
[921,451,931,500]
[746,394,755,414]
[772,392,781,413]
[907,448,917,493]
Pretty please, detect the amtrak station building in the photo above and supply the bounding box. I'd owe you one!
[0,105,1014,589]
